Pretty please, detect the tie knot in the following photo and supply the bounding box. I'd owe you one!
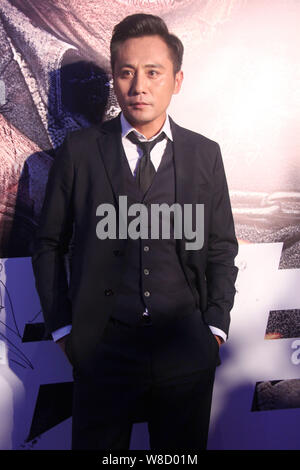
[127,131,166,156]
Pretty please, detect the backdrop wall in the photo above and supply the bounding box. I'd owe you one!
[0,0,299,450]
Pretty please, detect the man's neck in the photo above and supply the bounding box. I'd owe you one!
[122,113,167,139]
[121,112,173,143]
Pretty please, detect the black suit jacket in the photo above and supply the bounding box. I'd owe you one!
[32,114,238,373]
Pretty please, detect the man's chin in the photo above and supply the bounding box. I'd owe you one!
[123,111,154,127]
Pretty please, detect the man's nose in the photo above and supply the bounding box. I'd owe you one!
[130,71,147,95]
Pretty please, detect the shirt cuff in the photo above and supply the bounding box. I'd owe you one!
[208,326,227,343]
[52,325,72,342]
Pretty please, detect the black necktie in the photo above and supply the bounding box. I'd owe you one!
[127,131,166,195]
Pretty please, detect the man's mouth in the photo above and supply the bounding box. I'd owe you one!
[129,102,150,108]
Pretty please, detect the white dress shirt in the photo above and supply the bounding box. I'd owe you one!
[52,113,226,343]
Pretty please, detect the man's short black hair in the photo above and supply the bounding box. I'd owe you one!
[110,13,183,74]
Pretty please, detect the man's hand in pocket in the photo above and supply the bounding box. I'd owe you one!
[56,334,70,355]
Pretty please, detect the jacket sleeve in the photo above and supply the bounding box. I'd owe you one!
[31,133,75,338]
[202,143,239,336]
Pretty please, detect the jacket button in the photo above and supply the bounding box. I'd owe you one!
[144,291,150,297]
[104,289,114,296]
[113,250,123,256]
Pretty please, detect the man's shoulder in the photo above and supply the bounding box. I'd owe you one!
[170,117,220,151]
[56,117,121,167]
[65,121,107,142]
[68,116,120,140]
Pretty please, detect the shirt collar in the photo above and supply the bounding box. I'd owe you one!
[120,112,173,142]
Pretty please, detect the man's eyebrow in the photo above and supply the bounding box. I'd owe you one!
[119,63,165,69]
[144,63,165,69]
[119,64,135,69]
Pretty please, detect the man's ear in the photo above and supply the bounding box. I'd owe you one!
[173,70,183,95]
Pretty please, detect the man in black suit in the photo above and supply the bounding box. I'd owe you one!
[32,13,238,450]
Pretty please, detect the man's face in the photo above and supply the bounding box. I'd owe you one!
[112,35,183,136]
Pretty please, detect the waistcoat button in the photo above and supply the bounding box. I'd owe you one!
[113,250,123,256]
[104,289,114,296]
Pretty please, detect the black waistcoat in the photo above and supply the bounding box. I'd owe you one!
[111,139,197,326]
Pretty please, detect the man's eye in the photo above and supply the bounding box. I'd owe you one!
[148,70,159,77]
[121,70,133,78]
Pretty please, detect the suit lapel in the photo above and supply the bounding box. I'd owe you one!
[96,114,125,204]
[170,117,197,207]
[169,117,202,260]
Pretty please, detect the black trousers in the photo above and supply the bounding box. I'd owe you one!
[71,310,218,450]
